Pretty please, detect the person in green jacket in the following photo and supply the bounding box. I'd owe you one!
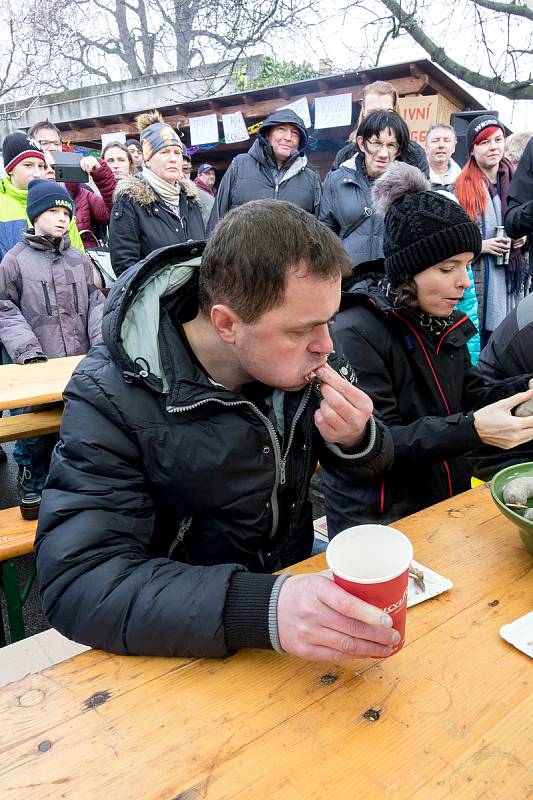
[0,132,84,259]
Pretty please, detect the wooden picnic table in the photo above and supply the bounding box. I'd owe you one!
[0,483,531,799]
[0,356,83,442]
[0,355,83,411]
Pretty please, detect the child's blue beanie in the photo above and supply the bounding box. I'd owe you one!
[27,179,74,224]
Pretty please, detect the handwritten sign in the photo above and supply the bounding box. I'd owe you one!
[222,112,249,144]
[189,114,219,146]
[314,94,352,130]
[101,131,126,148]
[397,95,438,143]
[278,97,311,129]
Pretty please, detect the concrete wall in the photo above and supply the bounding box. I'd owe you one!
[0,56,262,145]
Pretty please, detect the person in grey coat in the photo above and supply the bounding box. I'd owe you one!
[319,111,411,272]
[0,179,104,507]
[207,109,321,232]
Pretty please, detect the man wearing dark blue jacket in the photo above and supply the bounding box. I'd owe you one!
[36,199,397,663]
[207,109,321,232]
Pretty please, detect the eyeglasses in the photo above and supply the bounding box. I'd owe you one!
[38,140,61,148]
[365,138,400,155]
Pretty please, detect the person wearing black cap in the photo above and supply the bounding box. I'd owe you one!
[126,139,143,172]
[0,178,104,513]
[207,109,321,232]
[455,114,528,346]
[322,161,533,533]
[0,131,85,260]
[194,163,216,196]
[0,132,85,467]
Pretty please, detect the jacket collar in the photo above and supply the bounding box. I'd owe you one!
[102,242,218,393]
[112,174,198,206]
[248,138,306,175]
[340,280,476,348]
[1,177,27,202]
[23,229,71,252]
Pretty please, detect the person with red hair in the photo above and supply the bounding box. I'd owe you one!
[455,114,527,346]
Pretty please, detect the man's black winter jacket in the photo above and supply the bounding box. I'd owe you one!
[208,110,321,232]
[35,244,392,659]
[505,137,533,268]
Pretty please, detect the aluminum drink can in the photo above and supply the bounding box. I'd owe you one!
[495,225,510,265]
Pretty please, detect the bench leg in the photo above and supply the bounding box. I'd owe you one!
[0,561,27,644]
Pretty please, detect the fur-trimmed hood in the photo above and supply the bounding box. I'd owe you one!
[113,174,199,205]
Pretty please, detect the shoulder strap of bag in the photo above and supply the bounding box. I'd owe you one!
[341,207,373,240]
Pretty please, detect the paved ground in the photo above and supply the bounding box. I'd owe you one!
[0,441,49,644]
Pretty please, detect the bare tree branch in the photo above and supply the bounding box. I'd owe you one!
[375,0,533,99]
[473,0,533,21]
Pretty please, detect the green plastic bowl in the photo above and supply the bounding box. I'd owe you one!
[491,463,533,556]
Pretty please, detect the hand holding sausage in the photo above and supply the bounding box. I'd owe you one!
[313,364,374,450]
[474,388,533,449]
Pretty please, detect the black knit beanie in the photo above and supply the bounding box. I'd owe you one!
[27,179,74,224]
[466,114,505,153]
[372,162,482,287]
[2,132,44,174]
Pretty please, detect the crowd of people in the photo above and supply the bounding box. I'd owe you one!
[1,80,532,662]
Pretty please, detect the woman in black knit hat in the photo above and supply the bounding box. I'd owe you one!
[322,161,533,534]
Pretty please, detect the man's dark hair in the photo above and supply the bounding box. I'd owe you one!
[28,119,61,139]
[357,111,411,161]
[199,200,352,323]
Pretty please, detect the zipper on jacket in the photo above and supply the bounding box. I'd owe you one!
[393,310,455,498]
[167,387,311,541]
[168,515,193,558]
[72,283,79,314]
[41,282,53,316]
[392,311,451,415]
[274,182,279,198]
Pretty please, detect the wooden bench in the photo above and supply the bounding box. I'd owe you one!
[0,407,63,444]
[0,507,38,647]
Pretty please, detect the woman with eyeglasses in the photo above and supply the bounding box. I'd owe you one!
[319,111,411,272]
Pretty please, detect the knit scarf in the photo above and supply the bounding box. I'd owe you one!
[142,167,181,216]
[485,156,527,295]
[380,279,456,337]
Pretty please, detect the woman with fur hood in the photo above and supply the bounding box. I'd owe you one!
[322,162,533,535]
[109,111,205,276]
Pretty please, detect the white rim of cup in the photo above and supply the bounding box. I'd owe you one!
[326,525,413,584]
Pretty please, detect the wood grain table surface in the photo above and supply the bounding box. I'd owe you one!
[0,355,83,411]
[1,484,532,799]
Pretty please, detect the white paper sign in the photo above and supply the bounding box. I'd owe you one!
[277,96,311,129]
[222,112,249,144]
[189,114,219,146]
[314,93,353,130]
[101,131,126,148]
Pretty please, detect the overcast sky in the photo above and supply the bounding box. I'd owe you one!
[270,1,532,132]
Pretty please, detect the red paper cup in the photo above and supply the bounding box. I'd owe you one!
[326,524,413,655]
